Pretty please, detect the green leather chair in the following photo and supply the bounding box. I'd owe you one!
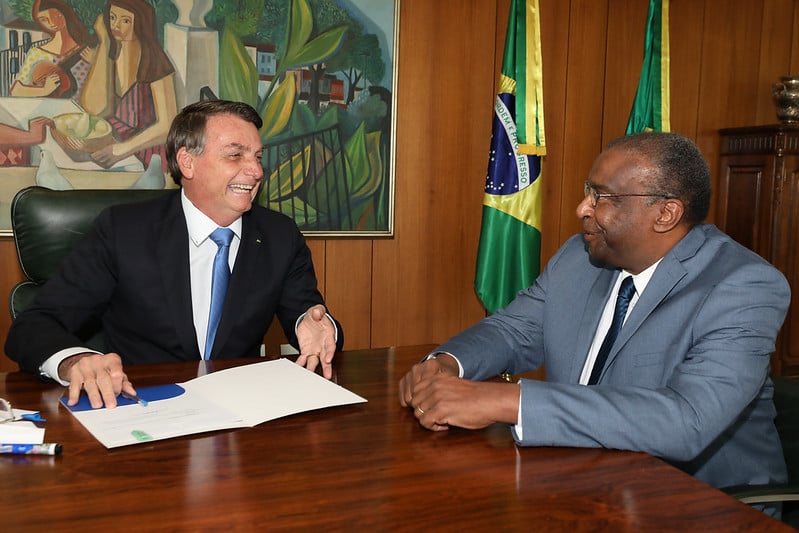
[9,186,169,348]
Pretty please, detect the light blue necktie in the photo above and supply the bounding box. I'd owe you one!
[204,228,234,360]
[588,276,636,385]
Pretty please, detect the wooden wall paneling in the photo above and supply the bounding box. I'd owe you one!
[695,0,764,223]
[495,0,510,81]
[306,240,326,295]
[370,0,427,348]
[755,0,798,125]
[539,0,571,266]
[262,239,327,356]
[793,0,799,72]
[668,0,704,141]
[601,0,647,144]
[371,0,496,348]
[369,244,398,347]
[324,240,373,350]
[559,0,610,245]
[717,0,765,130]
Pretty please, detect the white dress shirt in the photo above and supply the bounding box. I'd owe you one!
[182,191,242,356]
[577,260,659,384]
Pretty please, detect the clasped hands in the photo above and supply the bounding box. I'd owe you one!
[59,304,338,409]
[398,354,521,431]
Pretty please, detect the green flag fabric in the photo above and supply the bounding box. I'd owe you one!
[626,0,671,133]
[474,0,545,314]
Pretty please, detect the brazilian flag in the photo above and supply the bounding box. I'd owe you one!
[474,0,545,314]
[626,0,671,133]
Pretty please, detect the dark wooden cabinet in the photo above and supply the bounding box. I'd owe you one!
[717,124,799,375]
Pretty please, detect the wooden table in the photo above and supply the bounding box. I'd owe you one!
[0,345,791,531]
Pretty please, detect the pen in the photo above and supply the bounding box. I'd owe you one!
[120,391,148,407]
[0,443,62,455]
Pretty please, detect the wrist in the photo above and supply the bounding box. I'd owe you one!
[57,352,93,381]
[430,353,459,376]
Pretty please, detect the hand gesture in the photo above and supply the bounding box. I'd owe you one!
[296,304,337,379]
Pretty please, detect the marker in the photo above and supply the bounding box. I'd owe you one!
[120,391,148,407]
[0,443,62,455]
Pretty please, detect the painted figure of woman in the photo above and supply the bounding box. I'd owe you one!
[80,0,176,170]
[10,0,95,99]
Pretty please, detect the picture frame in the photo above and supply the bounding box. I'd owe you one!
[0,0,398,236]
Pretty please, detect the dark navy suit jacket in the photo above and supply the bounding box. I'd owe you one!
[6,191,342,372]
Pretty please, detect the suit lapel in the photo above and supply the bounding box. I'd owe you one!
[597,228,705,380]
[157,195,201,358]
[570,268,618,382]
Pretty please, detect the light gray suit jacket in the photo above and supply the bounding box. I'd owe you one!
[438,224,790,489]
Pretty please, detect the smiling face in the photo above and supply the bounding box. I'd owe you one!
[179,114,264,227]
[576,148,665,273]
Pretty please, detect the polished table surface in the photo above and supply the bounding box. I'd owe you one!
[0,345,791,532]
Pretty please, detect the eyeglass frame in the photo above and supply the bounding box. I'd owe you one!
[583,181,674,208]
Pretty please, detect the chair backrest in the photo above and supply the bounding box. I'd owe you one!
[774,376,799,481]
[9,186,170,320]
[773,375,799,525]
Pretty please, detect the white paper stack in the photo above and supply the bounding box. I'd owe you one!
[0,417,45,445]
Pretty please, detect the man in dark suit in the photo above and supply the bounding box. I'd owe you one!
[6,100,342,409]
[399,132,790,495]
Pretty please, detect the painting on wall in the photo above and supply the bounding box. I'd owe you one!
[0,0,397,236]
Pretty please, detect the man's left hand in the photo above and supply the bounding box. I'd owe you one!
[406,372,521,431]
[296,304,337,379]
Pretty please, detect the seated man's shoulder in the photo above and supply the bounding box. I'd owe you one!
[94,190,178,233]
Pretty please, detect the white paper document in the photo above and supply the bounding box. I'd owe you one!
[61,358,367,448]
[0,413,45,445]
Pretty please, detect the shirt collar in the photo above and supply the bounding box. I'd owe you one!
[181,189,242,246]
[621,258,661,295]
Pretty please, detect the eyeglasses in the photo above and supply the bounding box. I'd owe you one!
[0,398,13,423]
[583,182,673,208]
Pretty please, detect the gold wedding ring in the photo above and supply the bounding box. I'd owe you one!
[415,406,424,415]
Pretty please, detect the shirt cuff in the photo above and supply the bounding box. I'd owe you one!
[424,351,464,378]
[514,380,524,440]
[39,347,101,386]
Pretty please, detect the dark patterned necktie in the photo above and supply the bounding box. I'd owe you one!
[588,276,636,385]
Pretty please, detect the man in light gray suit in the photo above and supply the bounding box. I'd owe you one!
[399,132,790,495]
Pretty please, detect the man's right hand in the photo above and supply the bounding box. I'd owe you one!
[398,353,460,408]
[58,352,137,409]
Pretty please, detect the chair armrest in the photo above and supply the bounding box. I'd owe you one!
[722,483,799,504]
